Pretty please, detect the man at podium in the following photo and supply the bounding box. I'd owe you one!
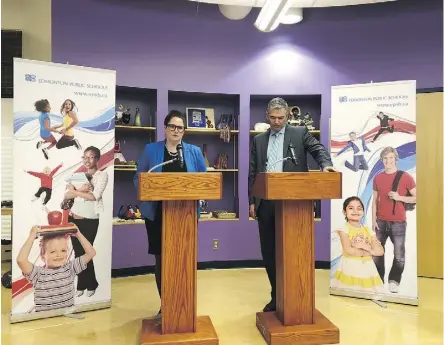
[248,97,336,312]
[133,110,207,316]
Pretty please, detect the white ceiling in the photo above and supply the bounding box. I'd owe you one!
[189,0,396,8]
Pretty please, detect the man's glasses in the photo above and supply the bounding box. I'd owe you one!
[166,124,185,133]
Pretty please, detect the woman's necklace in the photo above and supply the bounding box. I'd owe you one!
[166,145,178,157]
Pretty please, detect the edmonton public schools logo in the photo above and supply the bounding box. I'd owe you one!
[339,96,347,103]
[24,74,37,82]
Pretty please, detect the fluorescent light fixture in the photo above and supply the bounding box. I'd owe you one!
[280,8,303,25]
[254,0,291,32]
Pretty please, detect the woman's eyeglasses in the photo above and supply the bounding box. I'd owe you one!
[166,124,185,133]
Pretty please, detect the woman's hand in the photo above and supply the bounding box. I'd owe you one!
[77,183,93,193]
[64,190,77,200]
[59,128,66,135]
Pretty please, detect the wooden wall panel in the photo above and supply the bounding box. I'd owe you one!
[417,91,443,278]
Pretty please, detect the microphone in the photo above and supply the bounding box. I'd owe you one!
[176,143,184,168]
[289,144,298,165]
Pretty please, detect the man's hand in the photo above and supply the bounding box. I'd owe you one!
[249,204,256,219]
[373,221,379,233]
[323,166,338,172]
[388,191,400,201]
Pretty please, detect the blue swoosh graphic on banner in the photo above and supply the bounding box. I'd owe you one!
[358,141,416,224]
[13,107,115,134]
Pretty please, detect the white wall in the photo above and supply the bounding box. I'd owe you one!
[1,0,52,239]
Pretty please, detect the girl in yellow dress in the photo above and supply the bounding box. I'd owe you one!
[56,99,81,150]
[332,196,384,293]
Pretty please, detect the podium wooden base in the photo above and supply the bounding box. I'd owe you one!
[140,316,218,345]
[256,309,339,345]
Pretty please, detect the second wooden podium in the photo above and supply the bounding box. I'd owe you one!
[252,172,342,345]
[137,172,222,345]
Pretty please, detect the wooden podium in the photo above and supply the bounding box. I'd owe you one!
[252,172,342,345]
[137,172,221,345]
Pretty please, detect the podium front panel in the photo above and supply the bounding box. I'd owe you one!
[139,172,222,201]
[252,172,341,201]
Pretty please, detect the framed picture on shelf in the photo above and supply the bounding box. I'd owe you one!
[185,107,215,129]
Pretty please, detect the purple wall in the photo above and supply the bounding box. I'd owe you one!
[53,0,443,267]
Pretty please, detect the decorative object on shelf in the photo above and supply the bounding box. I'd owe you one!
[301,112,315,130]
[202,144,210,167]
[199,200,212,218]
[217,114,234,143]
[134,107,141,127]
[214,152,228,169]
[1,200,12,208]
[115,104,131,125]
[114,140,127,164]
[212,210,237,219]
[199,200,209,213]
[185,107,215,129]
[288,105,302,126]
[117,204,142,220]
[134,205,142,218]
[254,122,270,131]
[122,106,132,125]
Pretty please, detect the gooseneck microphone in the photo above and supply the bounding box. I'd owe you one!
[148,144,183,172]
[289,144,299,166]
[176,143,184,168]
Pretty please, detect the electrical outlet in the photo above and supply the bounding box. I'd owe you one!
[213,239,219,250]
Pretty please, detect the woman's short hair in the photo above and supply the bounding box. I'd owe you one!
[85,146,101,160]
[164,110,186,127]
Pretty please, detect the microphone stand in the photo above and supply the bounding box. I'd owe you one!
[266,157,291,172]
[148,158,178,173]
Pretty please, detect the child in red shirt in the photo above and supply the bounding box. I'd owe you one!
[26,163,63,207]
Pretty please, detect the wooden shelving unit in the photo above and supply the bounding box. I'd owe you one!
[113,217,240,225]
[115,125,156,131]
[115,166,239,172]
[186,128,239,135]
[249,217,321,222]
[249,129,320,135]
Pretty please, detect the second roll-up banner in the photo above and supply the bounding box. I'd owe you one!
[11,58,116,322]
[329,80,418,306]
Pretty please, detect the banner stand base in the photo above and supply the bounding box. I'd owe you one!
[64,313,85,320]
[371,299,387,308]
[329,288,419,307]
[10,301,111,324]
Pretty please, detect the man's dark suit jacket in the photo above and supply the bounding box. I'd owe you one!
[248,125,333,212]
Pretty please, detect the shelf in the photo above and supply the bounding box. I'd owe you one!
[113,218,144,226]
[116,125,156,131]
[1,207,12,216]
[114,166,238,172]
[208,169,238,172]
[249,217,321,222]
[250,129,320,135]
[200,217,239,222]
[115,165,137,171]
[186,128,239,135]
[113,217,240,225]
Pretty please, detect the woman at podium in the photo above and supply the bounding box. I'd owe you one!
[133,110,207,317]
